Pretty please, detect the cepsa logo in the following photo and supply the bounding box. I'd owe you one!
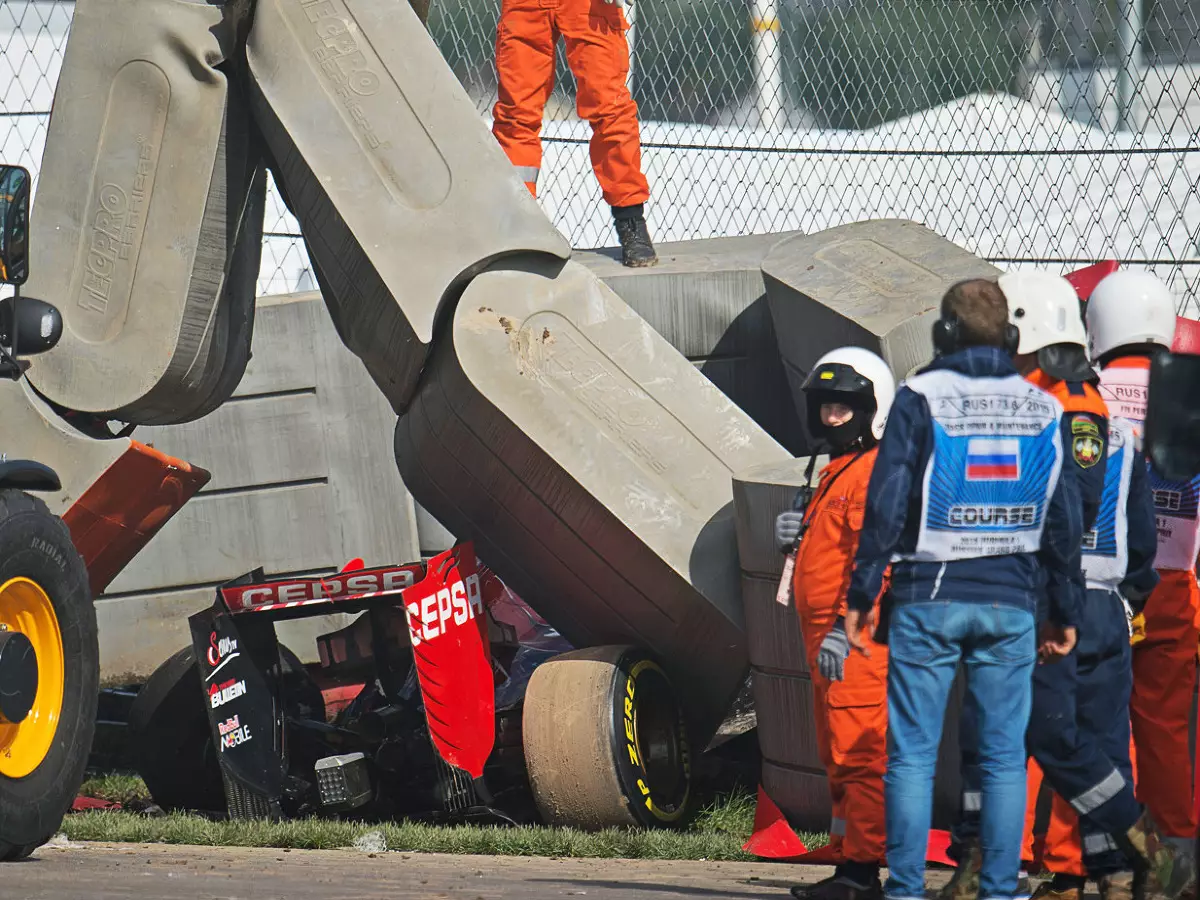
[229,568,417,610]
[406,573,484,646]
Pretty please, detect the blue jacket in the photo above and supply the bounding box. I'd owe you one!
[845,346,1085,627]
[1119,441,1160,611]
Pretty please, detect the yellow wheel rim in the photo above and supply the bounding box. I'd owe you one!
[0,577,63,778]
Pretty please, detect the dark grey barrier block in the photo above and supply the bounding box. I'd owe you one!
[763,219,1002,420]
[577,233,808,454]
[245,0,570,415]
[395,255,791,743]
[26,0,262,424]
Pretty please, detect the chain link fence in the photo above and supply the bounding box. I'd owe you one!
[3,0,1199,311]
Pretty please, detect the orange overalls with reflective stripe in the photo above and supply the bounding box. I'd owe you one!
[792,447,888,864]
[1098,358,1200,840]
[490,0,651,208]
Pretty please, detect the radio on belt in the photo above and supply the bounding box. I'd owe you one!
[315,753,373,811]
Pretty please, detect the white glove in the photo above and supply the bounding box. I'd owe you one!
[817,620,851,683]
[604,0,628,9]
[775,511,805,554]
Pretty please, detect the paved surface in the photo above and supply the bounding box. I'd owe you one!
[3,839,868,900]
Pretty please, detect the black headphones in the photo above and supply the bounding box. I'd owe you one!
[932,313,1020,357]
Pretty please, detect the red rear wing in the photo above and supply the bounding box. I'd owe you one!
[220,563,427,614]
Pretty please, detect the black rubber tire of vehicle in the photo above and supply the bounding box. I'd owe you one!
[0,489,97,862]
[128,642,320,815]
[521,645,692,830]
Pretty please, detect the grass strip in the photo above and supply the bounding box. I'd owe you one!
[78,773,151,806]
[62,812,758,859]
[62,786,828,861]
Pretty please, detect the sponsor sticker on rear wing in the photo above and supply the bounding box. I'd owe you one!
[219,563,427,613]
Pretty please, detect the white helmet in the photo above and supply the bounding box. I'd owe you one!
[998,270,1088,355]
[800,346,896,441]
[1085,269,1177,362]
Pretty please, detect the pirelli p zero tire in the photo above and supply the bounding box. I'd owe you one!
[521,645,691,830]
[129,643,317,815]
[0,489,96,862]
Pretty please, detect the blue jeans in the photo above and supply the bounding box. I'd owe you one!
[953,589,1136,875]
[885,600,1037,900]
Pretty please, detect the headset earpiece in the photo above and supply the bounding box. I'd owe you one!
[932,315,1021,356]
[1003,323,1021,356]
[932,315,960,356]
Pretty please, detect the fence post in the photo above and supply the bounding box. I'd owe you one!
[751,0,783,129]
[1117,0,1143,132]
[625,0,637,98]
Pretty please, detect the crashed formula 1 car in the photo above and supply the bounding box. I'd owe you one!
[127,542,695,829]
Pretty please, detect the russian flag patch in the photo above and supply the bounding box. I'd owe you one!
[965,438,1020,481]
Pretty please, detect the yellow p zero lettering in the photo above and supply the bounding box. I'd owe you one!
[637,778,650,796]
[623,672,639,767]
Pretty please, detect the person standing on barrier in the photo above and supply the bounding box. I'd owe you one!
[940,271,1111,900]
[774,347,896,900]
[1087,270,1200,869]
[842,278,1082,900]
[490,0,659,268]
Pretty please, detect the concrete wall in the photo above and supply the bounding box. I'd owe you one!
[96,291,422,683]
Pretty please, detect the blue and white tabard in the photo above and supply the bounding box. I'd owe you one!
[896,370,1065,562]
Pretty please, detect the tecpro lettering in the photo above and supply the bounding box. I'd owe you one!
[298,0,384,149]
[80,140,152,315]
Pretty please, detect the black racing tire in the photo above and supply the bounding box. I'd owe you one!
[0,489,96,861]
[521,645,691,830]
[128,642,320,815]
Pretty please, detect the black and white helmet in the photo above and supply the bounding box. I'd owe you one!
[800,346,896,448]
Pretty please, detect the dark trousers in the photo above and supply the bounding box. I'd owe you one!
[950,588,1138,875]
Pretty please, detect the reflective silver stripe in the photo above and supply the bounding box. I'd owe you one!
[962,791,981,812]
[514,165,539,184]
[830,816,847,836]
[1084,832,1119,855]
[1070,769,1126,815]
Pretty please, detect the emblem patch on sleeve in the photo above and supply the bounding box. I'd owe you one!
[1070,414,1104,468]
